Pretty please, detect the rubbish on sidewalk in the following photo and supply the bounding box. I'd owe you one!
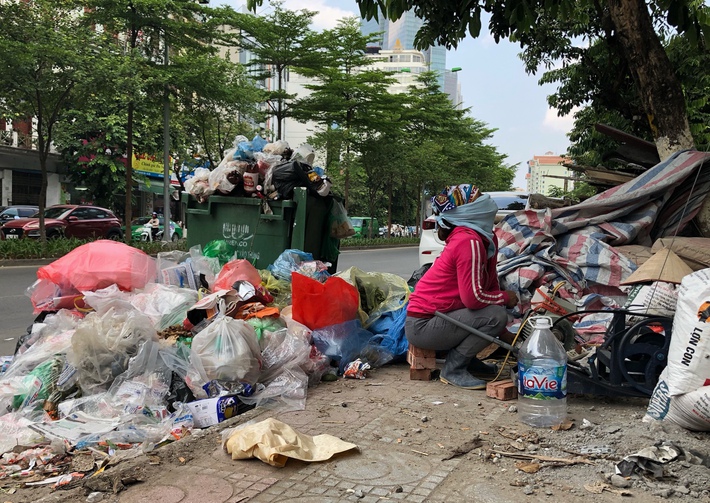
[185,394,255,428]
[28,412,120,443]
[441,436,483,460]
[343,359,370,379]
[491,449,594,466]
[615,444,681,478]
[223,417,358,467]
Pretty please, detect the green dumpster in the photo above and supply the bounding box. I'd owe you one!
[183,187,338,271]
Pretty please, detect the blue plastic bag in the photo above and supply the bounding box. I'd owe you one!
[233,140,254,160]
[267,249,314,282]
[312,320,393,373]
[368,304,408,358]
[251,135,267,153]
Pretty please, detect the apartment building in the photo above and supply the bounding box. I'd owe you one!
[526,152,574,195]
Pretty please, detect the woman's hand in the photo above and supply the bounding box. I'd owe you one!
[505,290,519,308]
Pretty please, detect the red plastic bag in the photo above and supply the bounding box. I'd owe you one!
[37,241,156,293]
[212,259,262,291]
[291,273,359,330]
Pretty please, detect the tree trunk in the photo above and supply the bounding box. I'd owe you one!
[276,68,283,140]
[125,101,134,244]
[36,105,47,244]
[387,175,393,239]
[607,0,694,160]
[415,181,422,235]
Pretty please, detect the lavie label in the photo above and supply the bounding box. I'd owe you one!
[518,363,567,400]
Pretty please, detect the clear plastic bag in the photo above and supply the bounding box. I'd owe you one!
[257,328,311,384]
[238,365,308,412]
[69,309,157,395]
[191,304,262,383]
[329,200,355,239]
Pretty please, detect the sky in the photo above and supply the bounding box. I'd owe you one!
[221,0,574,189]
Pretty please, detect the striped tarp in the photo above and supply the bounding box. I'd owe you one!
[495,149,710,331]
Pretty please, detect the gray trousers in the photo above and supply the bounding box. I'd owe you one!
[405,305,508,358]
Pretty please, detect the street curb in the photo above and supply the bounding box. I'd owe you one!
[0,244,420,266]
[340,243,418,251]
[0,258,54,267]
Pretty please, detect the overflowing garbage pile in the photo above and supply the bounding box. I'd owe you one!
[496,149,710,431]
[184,136,334,205]
[0,241,410,486]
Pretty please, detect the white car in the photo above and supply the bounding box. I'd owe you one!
[418,191,530,266]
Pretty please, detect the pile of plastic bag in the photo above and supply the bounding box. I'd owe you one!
[184,136,333,204]
[0,239,410,479]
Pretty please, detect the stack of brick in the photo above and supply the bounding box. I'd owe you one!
[407,345,437,380]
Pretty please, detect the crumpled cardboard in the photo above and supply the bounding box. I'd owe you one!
[224,418,358,467]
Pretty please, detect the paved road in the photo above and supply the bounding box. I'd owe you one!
[0,265,38,356]
[337,246,420,280]
[0,247,421,357]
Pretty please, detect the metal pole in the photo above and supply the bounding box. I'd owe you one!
[434,311,518,354]
[162,33,171,242]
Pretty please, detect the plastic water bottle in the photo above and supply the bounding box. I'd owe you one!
[517,316,567,427]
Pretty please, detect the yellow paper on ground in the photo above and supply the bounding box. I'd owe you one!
[225,418,358,467]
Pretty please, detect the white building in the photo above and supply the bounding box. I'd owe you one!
[526,152,574,195]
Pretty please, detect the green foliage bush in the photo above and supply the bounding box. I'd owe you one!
[340,236,419,247]
[0,234,415,261]
[0,238,188,260]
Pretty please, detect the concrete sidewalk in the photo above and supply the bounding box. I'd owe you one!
[32,363,698,503]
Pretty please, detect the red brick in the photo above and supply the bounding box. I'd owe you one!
[486,380,518,401]
[410,368,433,381]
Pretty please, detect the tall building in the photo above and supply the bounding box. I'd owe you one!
[527,152,574,195]
[364,42,428,94]
[360,12,457,106]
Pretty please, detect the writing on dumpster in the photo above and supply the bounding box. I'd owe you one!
[221,223,260,262]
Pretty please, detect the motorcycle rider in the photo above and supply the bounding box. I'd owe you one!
[148,211,160,240]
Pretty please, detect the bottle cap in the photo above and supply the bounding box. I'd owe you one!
[533,316,552,329]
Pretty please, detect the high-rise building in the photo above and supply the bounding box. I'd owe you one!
[360,12,457,105]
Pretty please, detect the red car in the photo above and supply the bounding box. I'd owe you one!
[0,205,123,240]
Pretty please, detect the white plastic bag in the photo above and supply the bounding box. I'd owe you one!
[666,269,710,395]
[191,305,262,383]
[184,167,213,202]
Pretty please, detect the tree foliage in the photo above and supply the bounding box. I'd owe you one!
[0,0,107,241]
[232,1,322,140]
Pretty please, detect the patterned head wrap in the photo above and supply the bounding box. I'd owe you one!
[431,184,498,258]
[432,184,481,215]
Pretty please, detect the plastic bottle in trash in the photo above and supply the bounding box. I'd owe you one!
[517,316,567,427]
[243,163,259,194]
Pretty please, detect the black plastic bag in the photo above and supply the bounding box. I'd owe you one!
[271,160,319,199]
[407,263,432,289]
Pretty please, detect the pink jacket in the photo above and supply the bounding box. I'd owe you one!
[407,227,509,316]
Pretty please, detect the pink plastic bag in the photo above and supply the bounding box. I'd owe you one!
[37,241,157,293]
[212,259,262,291]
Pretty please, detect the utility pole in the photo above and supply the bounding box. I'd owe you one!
[162,31,171,242]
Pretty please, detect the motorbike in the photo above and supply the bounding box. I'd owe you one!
[140,223,164,242]
[140,222,178,242]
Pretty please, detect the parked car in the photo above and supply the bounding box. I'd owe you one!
[0,204,123,240]
[126,216,183,242]
[418,191,531,266]
[0,205,39,224]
